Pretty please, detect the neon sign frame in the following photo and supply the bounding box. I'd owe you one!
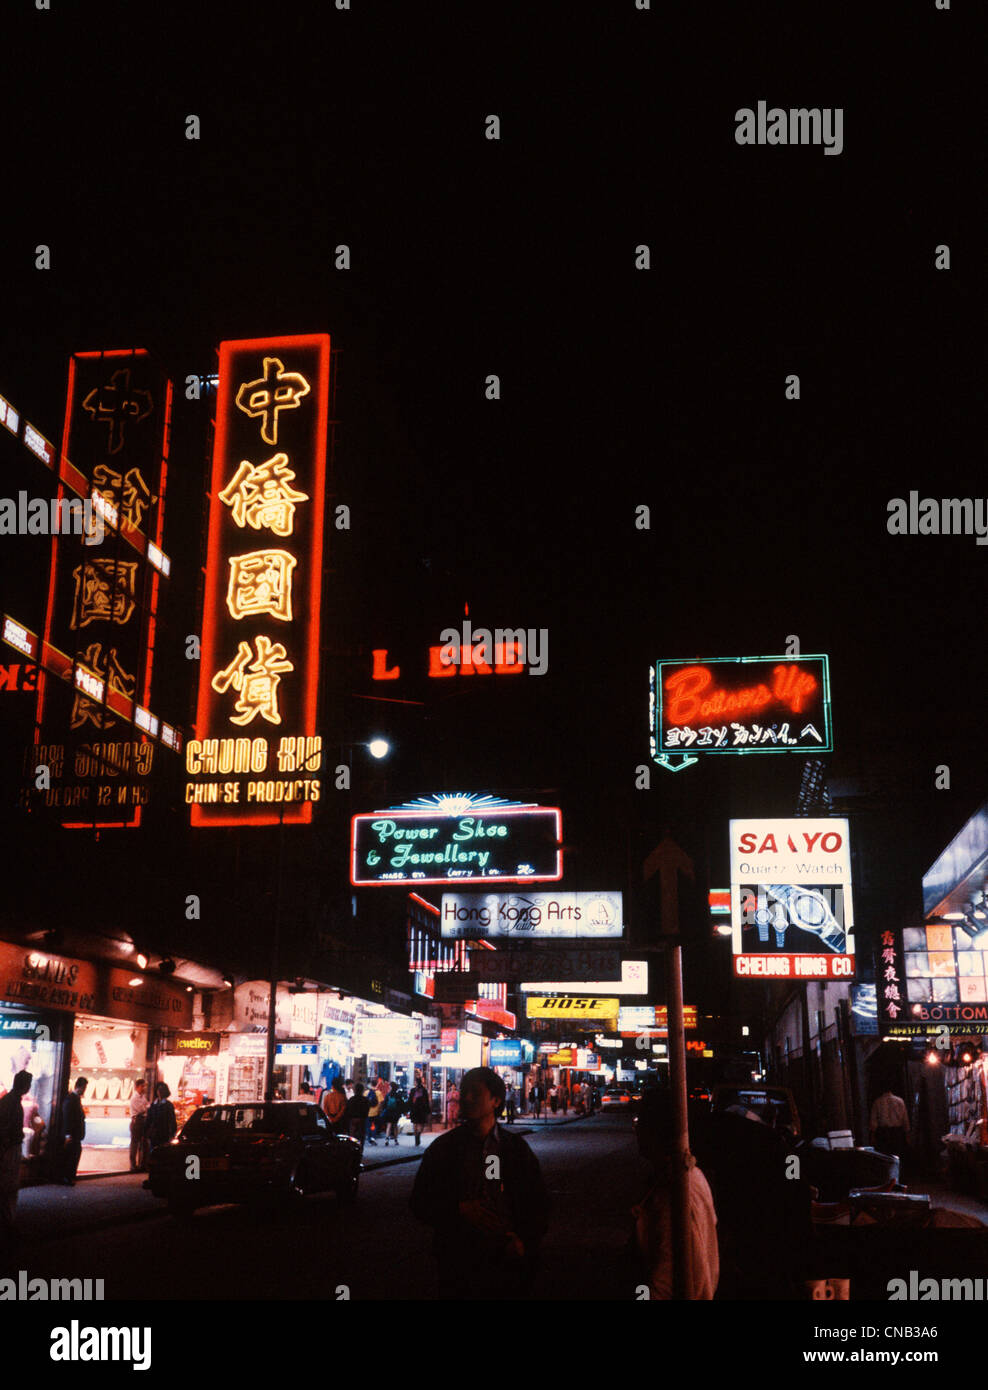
[191,334,329,826]
[650,654,833,768]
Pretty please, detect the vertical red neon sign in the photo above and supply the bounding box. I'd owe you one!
[189,334,330,826]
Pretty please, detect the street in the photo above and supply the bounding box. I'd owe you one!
[9,1115,648,1302]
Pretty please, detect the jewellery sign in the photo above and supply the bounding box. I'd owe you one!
[651,655,832,771]
[440,890,621,938]
[188,335,330,825]
[35,349,172,827]
[351,804,562,885]
[729,818,856,980]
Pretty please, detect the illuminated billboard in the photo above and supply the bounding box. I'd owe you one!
[474,947,623,984]
[651,655,832,769]
[351,799,562,886]
[35,349,172,827]
[729,818,855,980]
[526,996,619,1020]
[188,335,330,825]
[440,890,621,938]
[519,959,646,993]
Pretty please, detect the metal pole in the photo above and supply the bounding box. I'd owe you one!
[666,941,693,1300]
[264,813,285,1102]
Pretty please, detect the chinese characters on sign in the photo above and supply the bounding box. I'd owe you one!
[188,335,330,825]
[35,350,171,826]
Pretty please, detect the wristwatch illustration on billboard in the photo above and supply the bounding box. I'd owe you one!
[750,884,846,954]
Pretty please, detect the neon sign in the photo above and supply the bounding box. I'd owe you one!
[35,349,172,828]
[351,799,562,886]
[651,655,832,771]
[189,335,329,825]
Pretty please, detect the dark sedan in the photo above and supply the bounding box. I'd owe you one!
[146,1102,361,1216]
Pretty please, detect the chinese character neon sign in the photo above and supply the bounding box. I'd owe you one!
[190,334,329,825]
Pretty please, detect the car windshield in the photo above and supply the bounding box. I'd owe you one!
[181,1105,308,1140]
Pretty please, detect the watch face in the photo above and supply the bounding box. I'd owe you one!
[754,908,773,926]
[792,893,827,927]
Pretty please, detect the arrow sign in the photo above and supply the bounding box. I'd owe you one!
[643,835,695,937]
[654,752,699,773]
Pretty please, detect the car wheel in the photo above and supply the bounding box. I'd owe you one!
[288,1166,310,1201]
[337,1167,359,1205]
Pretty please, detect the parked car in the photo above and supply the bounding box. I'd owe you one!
[600,1085,635,1113]
[145,1102,362,1217]
[710,1084,800,1138]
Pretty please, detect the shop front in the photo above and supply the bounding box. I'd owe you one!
[0,939,193,1176]
[0,1001,67,1182]
[157,1032,223,1130]
[352,1010,424,1096]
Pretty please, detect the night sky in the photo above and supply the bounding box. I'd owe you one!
[0,1,981,1005]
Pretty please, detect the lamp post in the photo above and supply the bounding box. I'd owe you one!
[263,738,392,1102]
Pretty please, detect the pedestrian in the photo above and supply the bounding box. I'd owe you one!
[0,1070,32,1253]
[691,1100,811,1299]
[409,1079,431,1147]
[445,1082,460,1129]
[322,1076,348,1134]
[559,1081,569,1115]
[410,1066,550,1300]
[145,1082,177,1156]
[344,1083,371,1155]
[382,1082,403,1146]
[531,1082,543,1119]
[60,1077,88,1185]
[505,1083,516,1124]
[631,1086,719,1300]
[549,1084,558,1115]
[870,1083,910,1162]
[129,1077,149,1172]
[366,1081,381,1145]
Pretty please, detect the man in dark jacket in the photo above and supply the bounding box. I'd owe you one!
[60,1078,88,1185]
[410,1066,549,1300]
[0,1071,32,1252]
[343,1082,371,1154]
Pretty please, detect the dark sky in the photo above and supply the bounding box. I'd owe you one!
[0,1,981,987]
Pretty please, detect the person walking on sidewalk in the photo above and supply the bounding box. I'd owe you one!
[382,1082,403,1146]
[322,1077,347,1134]
[559,1081,569,1115]
[631,1086,719,1300]
[410,1066,550,1300]
[505,1083,516,1124]
[549,1084,558,1115]
[0,1070,31,1250]
[531,1082,543,1119]
[366,1081,381,1145]
[129,1078,149,1172]
[344,1083,371,1155]
[410,1079,431,1147]
[145,1083,177,1157]
[59,1078,88,1186]
[445,1082,460,1130]
[870,1084,910,1162]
